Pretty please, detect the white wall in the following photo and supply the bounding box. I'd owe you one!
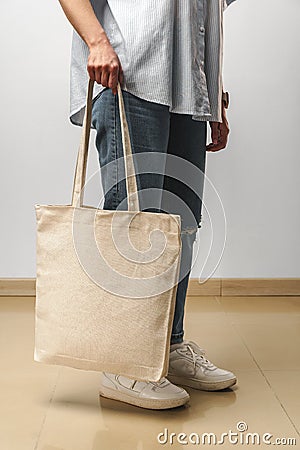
[0,0,299,278]
[197,0,300,279]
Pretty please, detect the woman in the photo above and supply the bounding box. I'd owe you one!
[58,0,237,410]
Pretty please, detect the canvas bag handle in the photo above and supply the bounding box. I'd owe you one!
[71,79,140,211]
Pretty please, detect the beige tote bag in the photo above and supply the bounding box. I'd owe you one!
[34,79,182,382]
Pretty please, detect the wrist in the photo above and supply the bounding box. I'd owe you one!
[87,31,110,50]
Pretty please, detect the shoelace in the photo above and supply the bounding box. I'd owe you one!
[152,377,169,388]
[185,343,215,370]
[130,377,169,390]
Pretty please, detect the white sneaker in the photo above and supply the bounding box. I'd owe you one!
[168,340,237,391]
[99,372,190,410]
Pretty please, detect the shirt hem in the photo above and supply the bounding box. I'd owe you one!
[70,86,220,127]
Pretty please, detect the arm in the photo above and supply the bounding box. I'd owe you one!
[58,0,123,94]
[207,0,238,151]
[207,0,233,153]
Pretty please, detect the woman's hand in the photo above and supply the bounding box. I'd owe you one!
[57,0,123,95]
[87,41,124,95]
[206,105,230,152]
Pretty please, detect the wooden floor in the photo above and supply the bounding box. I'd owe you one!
[0,295,299,449]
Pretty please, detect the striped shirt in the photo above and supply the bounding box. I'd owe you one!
[70,0,236,127]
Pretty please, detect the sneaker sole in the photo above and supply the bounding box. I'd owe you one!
[168,375,237,391]
[99,385,190,410]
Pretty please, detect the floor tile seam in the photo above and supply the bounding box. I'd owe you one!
[261,369,300,438]
[228,318,300,438]
[33,367,62,450]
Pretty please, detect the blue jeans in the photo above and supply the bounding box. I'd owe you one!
[91,88,207,344]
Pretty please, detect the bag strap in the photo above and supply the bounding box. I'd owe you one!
[71,79,140,211]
